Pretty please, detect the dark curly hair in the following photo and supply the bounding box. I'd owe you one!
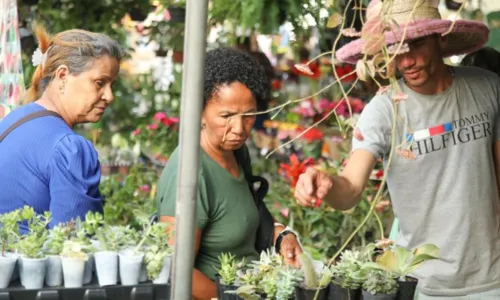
[203,48,271,108]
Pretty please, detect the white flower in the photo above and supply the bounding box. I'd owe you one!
[31,47,47,68]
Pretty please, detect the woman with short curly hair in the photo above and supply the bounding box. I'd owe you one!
[156,48,302,299]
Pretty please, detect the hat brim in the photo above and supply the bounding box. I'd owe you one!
[336,19,490,64]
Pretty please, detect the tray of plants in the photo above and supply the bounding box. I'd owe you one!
[0,208,174,300]
[0,278,171,300]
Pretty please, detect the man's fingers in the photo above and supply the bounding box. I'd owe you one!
[316,175,333,199]
[294,178,315,207]
[300,169,317,195]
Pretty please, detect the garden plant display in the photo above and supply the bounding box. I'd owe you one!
[0,207,174,291]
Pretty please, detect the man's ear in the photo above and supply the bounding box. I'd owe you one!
[54,65,70,82]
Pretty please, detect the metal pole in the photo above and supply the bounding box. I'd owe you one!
[172,0,209,299]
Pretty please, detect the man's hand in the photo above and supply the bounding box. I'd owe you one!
[294,167,333,207]
[280,234,303,268]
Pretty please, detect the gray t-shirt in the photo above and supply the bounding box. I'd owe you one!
[353,66,500,296]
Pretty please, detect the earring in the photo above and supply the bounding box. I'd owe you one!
[59,80,66,94]
[201,123,206,129]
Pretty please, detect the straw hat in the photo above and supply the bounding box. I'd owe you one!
[336,0,489,64]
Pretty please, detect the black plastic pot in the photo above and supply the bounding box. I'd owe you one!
[328,283,361,300]
[215,276,243,300]
[0,277,170,300]
[362,290,397,300]
[395,276,418,300]
[295,285,329,300]
[168,6,186,23]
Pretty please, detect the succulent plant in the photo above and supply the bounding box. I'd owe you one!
[217,253,245,286]
[362,268,398,295]
[44,223,71,255]
[0,208,23,256]
[61,240,89,260]
[16,207,51,259]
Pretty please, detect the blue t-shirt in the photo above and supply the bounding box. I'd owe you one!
[0,103,103,232]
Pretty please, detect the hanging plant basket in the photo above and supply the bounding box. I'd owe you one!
[168,6,186,24]
[172,51,184,63]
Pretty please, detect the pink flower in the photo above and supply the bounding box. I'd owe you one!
[147,123,159,130]
[393,92,408,104]
[154,112,167,121]
[349,98,365,114]
[397,149,416,160]
[341,28,362,37]
[361,17,386,55]
[377,85,390,95]
[280,208,289,218]
[132,129,141,136]
[138,185,150,193]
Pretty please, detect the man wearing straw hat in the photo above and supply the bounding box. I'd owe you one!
[294,0,500,299]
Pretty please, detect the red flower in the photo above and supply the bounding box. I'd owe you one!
[161,117,180,127]
[375,169,384,179]
[132,129,141,136]
[271,79,282,90]
[280,154,315,188]
[297,127,324,142]
[335,64,357,82]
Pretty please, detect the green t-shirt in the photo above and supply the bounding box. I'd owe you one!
[156,146,260,280]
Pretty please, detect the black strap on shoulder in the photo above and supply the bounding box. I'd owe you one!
[234,146,274,253]
[0,110,64,143]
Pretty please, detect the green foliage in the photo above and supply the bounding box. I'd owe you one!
[330,245,375,289]
[217,253,245,286]
[100,165,158,229]
[365,244,439,281]
[16,207,51,259]
[143,222,174,280]
[0,209,23,256]
[299,253,332,289]
[362,268,398,295]
[231,250,303,299]
[44,223,71,255]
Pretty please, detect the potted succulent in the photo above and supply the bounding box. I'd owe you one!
[60,240,89,288]
[231,250,298,299]
[329,246,373,300]
[365,244,439,300]
[73,217,97,284]
[118,226,144,285]
[43,223,71,287]
[295,253,331,300]
[16,207,50,289]
[93,224,128,286]
[0,209,22,288]
[361,268,398,300]
[215,253,245,300]
[144,223,174,284]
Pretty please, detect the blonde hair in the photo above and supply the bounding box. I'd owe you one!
[25,23,125,104]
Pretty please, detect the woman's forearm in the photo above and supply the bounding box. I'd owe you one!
[192,268,217,300]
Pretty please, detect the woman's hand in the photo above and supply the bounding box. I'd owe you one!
[279,233,303,268]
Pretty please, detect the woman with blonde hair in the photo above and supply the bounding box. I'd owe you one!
[0,24,124,232]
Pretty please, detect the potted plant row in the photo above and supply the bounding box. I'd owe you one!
[0,207,174,290]
[214,242,439,300]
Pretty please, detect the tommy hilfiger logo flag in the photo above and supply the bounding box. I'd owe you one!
[406,122,454,142]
